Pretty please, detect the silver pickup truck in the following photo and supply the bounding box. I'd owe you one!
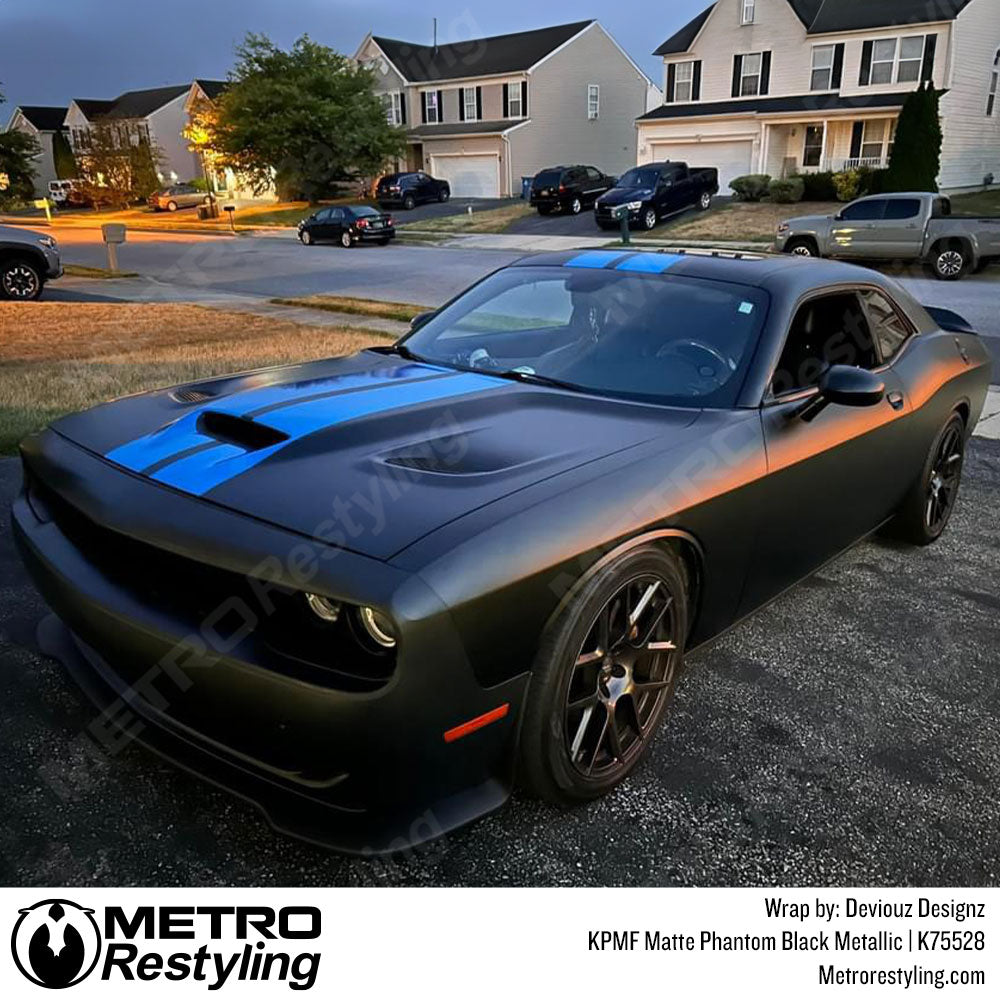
[775,191,1000,280]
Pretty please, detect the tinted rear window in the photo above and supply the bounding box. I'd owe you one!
[533,170,563,186]
[883,199,921,220]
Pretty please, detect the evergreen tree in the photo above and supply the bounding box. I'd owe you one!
[885,82,942,192]
[53,130,78,179]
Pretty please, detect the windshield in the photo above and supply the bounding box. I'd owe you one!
[402,265,769,407]
[616,168,660,189]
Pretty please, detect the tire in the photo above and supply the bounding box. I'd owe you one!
[569,197,583,215]
[438,188,449,203]
[340,231,353,249]
[642,207,658,231]
[930,243,969,281]
[0,258,44,301]
[785,237,818,257]
[403,195,416,211]
[517,544,688,804]
[378,237,390,246]
[299,229,313,246]
[537,206,552,216]
[167,201,178,212]
[889,412,966,545]
[699,191,712,211]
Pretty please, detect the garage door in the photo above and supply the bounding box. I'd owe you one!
[651,140,754,195]
[429,155,499,198]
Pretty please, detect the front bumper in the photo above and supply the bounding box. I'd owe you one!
[595,203,641,226]
[12,430,527,854]
[44,251,62,280]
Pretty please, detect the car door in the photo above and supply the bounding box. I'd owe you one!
[830,198,889,257]
[414,173,433,203]
[582,167,609,204]
[328,207,347,239]
[739,288,914,613]
[310,207,333,238]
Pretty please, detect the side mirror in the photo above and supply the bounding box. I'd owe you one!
[410,311,436,331]
[796,366,884,421]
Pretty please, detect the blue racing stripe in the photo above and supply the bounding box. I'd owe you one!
[105,362,447,474]
[563,251,627,269]
[615,253,685,273]
[151,372,504,496]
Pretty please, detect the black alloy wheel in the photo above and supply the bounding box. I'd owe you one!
[0,260,43,300]
[403,194,416,211]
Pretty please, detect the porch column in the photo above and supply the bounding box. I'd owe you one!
[759,122,769,176]
[820,119,829,171]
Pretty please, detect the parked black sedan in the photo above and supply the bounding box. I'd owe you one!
[12,251,990,854]
[530,165,614,215]
[298,205,395,248]
[376,172,450,210]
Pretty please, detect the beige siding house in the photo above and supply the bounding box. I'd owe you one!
[638,0,1000,194]
[4,106,69,196]
[355,21,661,197]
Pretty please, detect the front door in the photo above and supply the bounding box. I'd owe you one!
[830,198,890,257]
[408,143,424,172]
[802,125,825,169]
[739,289,913,613]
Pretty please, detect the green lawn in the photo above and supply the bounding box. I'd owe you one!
[400,201,533,234]
[949,189,1000,215]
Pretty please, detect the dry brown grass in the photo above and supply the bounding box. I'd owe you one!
[0,302,387,454]
[405,201,534,234]
[269,295,424,322]
[662,200,839,242]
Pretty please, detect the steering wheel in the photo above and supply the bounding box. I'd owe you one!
[452,346,499,370]
[656,339,732,376]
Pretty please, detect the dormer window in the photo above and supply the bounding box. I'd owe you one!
[741,0,755,25]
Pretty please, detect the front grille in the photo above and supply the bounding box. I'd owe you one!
[28,474,395,692]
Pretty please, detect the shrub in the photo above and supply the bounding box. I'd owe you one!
[833,170,862,202]
[857,166,890,196]
[799,171,838,201]
[730,174,771,202]
[885,82,942,192]
[768,177,805,203]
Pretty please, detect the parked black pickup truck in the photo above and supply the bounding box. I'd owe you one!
[595,161,719,231]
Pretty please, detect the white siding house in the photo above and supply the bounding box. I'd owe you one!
[4,106,68,196]
[638,0,1000,193]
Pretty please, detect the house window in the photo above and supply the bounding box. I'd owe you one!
[803,124,824,167]
[587,84,600,119]
[71,127,90,150]
[870,39,897,85]
[464,88,478,122]
[741,52,763,96]
[508,85,523,118]
[897,36,926,83]
[811,45,835,90]
[988,50,999,116]
[673,62,694,102]
[425,91,439,124]
[861,119,889,161]
[383,92,403,126]
[741,0,755,25]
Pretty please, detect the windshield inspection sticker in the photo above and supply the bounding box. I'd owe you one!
[739,301,755,315]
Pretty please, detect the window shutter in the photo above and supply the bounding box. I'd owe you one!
[437,90,444,120]
[732,55,743,98]
[760,51,772,95]
[421,92,427,123]
[476,86,482,120]
[521,81,528,116]
[692,61,702,101]
[921,34,937,83]
[458,87,465,122]
[850,120,864,159]
[859,40,874,86]
[400,92,407,125]
[831,44,845,89]
[666,64,677,103]
[502,83,509,117]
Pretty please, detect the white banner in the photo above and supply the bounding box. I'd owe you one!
[0,887,994,995]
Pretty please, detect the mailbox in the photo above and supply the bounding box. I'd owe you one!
[101,223,127,244]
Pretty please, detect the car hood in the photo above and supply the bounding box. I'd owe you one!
[52,352,696,560]
[597,187,653,207]
[785,213,834,230]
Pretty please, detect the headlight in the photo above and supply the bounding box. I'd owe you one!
[358,606,396,648]
[305,593,341,622]
[38,236,57,249]
[626,201,643,211]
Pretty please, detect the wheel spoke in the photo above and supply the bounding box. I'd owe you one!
[570,704,595,759]
[634,678,670,696]
[635,596,674,648]
[575,649,603,668]
[605,705,623,761]
[585,709,611,774]
[628,581,660,626]
[567,691,600,714]
[623,694,644,739]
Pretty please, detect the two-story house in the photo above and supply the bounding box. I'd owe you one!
[354,20,661,198]
[4,106,69,196]
[637,0,1000,194]
[64,85,201,185]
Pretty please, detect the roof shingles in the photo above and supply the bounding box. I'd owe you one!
[12,106,68,131]
[74,85,190,122]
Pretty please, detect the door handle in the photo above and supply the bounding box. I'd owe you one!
[887,390,905,410]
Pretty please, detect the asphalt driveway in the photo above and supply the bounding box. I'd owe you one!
[1,438,998,887]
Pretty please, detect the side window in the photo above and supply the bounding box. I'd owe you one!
[882,198,921,220]
[771,292,878,396]
[586,167,602,181]
[839,199,887,221]
[314,208,332,221]
[862,289,913,363]
[329,208,344,222]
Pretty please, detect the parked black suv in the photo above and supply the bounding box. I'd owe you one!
[376,172,450,210]
[595,161,719,230]
[529,165,614,215]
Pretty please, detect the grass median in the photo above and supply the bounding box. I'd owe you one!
[268,294,425,322]
[0,303,387,455]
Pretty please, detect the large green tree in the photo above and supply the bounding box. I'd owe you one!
[204,34,406,201]
[885,82,942,192]
[75,121,166,209]
[0,86,42,206]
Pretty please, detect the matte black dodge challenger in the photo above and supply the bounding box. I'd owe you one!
[13,249,991,853]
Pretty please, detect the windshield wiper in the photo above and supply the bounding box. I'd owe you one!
[491,369,588,394]
[369,343,427,363]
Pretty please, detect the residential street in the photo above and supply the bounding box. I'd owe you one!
[45,227,1000,379]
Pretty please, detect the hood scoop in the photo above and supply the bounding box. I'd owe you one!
[196,411,289,451]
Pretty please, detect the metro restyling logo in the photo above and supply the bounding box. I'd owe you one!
[11,903,321,990]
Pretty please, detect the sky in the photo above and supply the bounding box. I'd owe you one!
[0,0,708,115]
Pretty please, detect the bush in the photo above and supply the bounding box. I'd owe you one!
[857,166,890,196]
[885,82,942,192]
[833,170,861,202]
[768,177,805,203]
[798,171,838,201]
[730,174,771,202]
